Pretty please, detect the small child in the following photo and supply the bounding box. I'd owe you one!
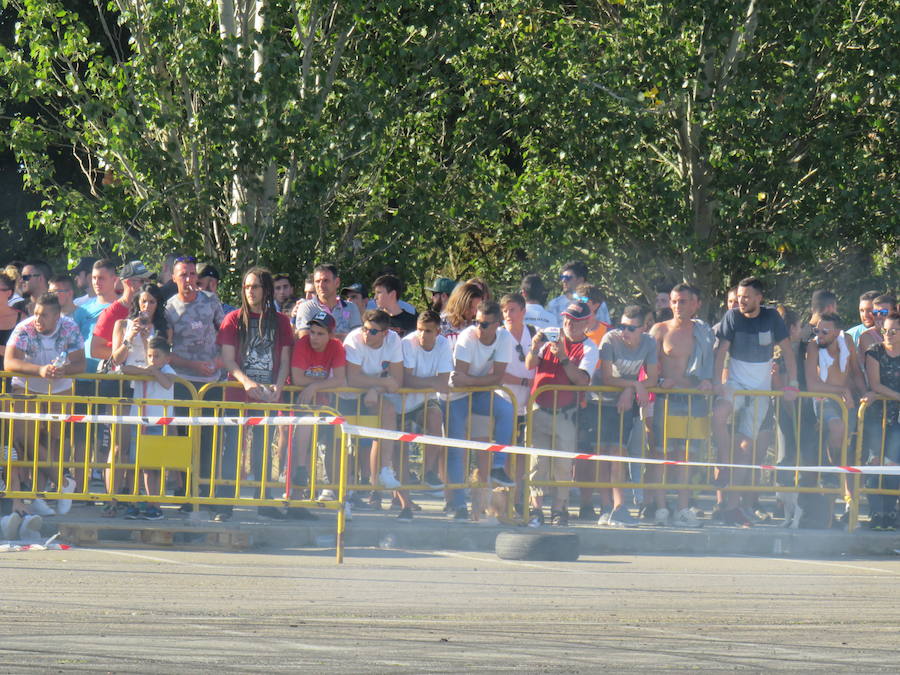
[120,335,176,520]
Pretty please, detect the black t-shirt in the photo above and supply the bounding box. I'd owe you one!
[716,307,788,363]
[388,310,418,338]
[866,343,900,419]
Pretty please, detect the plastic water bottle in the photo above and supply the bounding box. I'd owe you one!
[51,351,69,368]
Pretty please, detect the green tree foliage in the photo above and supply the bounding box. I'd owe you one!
[0,0,896,313]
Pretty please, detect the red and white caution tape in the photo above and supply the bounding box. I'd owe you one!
[0,410,893,476]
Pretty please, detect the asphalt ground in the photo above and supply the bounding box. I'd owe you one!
[2,546,900,672]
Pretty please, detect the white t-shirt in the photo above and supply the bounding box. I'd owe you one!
[342,327,403,398]
[401,332,453,412]
[130,364,177,418]
[524,303,557,330]
[499,325,536,414]
[449,325,513,402]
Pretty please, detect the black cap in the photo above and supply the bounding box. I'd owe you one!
[197,263,221,281]
[69,257,98,275]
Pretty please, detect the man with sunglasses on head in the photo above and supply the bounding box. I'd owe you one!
[547,261,610,326]
[858,295,897,361]
[447,301,516,519]
[712,277,798,527]
[525,301,599,527]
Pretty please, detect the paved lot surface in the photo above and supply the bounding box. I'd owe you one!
[2,546,900,672]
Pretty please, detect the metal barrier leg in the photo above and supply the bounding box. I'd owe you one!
[336,431,348,564]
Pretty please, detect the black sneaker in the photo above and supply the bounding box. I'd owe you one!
[551,510,569,527]
[397,507,413,522]
[178,503,194,514]
[578,505,597,521]
[291,466,310,487]
[490,467,515,487]
[140,507,164,521]
[883,512,897,531]
[868,513,884,530]
[528,508,544,528]
[390,495,402,510]
[286,507,319,521]
[368,491,383,511]
[258,506,287,520]
[451,507,469,520]
[423,471,444,489]
[123,505,141,520]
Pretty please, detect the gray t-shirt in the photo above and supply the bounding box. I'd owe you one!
[596,330,657,403]
[293,297,361,335]
[165,292,225,382]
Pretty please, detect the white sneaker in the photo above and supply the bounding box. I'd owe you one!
[1,512,22,540]
[597,512,611,526]
[57,476,77,515]
[377,466,401,490]
[29,498,56,516]
[654,507,670,526]
[673,507,702,528]
[20,514,42,538]
[343,502,352,521]
[317,489,336,501]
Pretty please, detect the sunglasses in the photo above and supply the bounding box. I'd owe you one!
[616,324,641,333]
[477,320,497,330]
[175,255,197,263]
[364,327,386,336]
[573,295,589,303]
[21,274,42,281]
[873,309,890,317]
[515,343,526,362]
[883,328,899,336]
[813,328,833,335]
[559,274,575,281]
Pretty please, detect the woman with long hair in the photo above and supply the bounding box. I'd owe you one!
[441,282,484,350]
[216,267,295,521]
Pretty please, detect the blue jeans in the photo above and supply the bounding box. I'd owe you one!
[447,392,513,509]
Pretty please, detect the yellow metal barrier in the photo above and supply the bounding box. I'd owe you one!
[524,384,854,526]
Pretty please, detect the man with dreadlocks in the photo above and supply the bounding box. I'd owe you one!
[216,267,294,521]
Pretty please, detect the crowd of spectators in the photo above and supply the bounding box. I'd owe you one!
[0,254,897,539]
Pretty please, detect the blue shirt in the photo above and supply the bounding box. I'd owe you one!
[80,297,111,373]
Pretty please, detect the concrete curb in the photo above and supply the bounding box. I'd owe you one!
[38,507,900,557]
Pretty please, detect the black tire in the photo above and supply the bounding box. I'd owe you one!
[495,531,580,562]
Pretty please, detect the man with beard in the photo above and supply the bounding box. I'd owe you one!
[426,277,456,313]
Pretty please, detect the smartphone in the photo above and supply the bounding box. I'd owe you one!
[543,327,560,343]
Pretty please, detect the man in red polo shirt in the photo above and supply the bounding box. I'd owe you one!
[524,301,599,527]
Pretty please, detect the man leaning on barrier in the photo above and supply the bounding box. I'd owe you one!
[712,277,798,527]
[4,292,85,517]
[525,301,599,527]
[648,283,714,528]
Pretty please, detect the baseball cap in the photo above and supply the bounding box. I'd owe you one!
[340,282,366,296]
[197,263,221,281]
[308,310,336,332]
[426,277,457,295]
[120,260,152,280]
[69,257,98,275]
[561,301,592,321]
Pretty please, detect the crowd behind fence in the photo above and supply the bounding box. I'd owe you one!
[3,371,897,536]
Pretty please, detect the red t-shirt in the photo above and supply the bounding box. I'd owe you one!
[92,300,130,347]
[532,338,588,409]
[291,336,347,405]
[217,310,294,402]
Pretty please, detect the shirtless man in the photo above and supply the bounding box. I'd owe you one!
[805,312,866,476]
[649,284,714,527]
[858,295,897,360]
